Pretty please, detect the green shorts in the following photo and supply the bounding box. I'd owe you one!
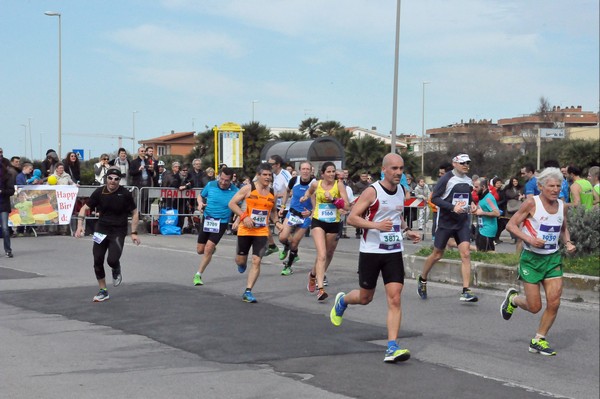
[518,250,563,284]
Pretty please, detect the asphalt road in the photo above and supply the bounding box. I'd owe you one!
[0,232,598,399]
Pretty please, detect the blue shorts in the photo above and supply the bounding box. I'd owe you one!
[285,208,311,229]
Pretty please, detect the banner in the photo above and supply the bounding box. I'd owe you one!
[9,185,79,226]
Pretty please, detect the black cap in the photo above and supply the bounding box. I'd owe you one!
[106,166,123,178]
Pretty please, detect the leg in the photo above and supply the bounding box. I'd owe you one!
[457,240,472,288]
[92,239,110,289]
[384,282,403,341]
[198,240,217,274]
[317,232,339,288]
[421,247,444,280]
[246,255,262,290]
[1,211,12,254]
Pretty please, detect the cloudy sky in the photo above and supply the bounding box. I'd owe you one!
[1,0,598,161]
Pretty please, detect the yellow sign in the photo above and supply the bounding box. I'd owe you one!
[213,122,244,172]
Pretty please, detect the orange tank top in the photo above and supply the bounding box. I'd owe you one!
[238,184,275,237]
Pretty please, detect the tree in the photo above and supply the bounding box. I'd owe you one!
[240,121,272,177]
[345,136,388,178]
[190,128,215,167]
[278,131,309,141]
[299,117,322,138]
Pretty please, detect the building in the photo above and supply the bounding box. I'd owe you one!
[139,131,196,157]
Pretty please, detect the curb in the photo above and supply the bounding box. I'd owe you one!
[404,255,600,305]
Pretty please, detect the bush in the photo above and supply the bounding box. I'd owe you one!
[566,206,600,256]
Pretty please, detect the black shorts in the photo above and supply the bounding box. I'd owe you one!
[475,234,495,252]
[236,235,268,257]
[311,218,339,234]
[358,251,405,290]
[197,222,228,245]
[433,224,471,250]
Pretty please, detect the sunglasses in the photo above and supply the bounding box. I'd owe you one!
[107,176,121,182]
[181,169,188,172]
[459,161,471,165]
[102,158,109,161]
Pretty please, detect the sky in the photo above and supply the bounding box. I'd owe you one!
[1,0,598,161]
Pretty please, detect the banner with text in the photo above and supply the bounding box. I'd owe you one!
[9,185,79,226]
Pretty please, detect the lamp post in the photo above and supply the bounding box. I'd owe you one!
[45,11,62,158]
[390,0,402,153]
[28,117,33,160]
[420,81,430,176]
[20,124,27,157]
[132,111,138,153]
[252,100,259,122]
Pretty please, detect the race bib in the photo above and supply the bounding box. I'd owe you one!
[92,232,107,244]
[203,217,220,233]
[452,193,470,212]
[317,203,336,223]
[287,213,305,226]
[251,209,268,227]
[378,224,403,251]
[539,223,560,250]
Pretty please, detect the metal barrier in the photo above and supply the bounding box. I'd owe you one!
[139,187,201,234]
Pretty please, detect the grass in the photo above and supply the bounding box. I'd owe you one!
[414,247,600,277]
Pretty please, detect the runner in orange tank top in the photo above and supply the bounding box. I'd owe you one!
[229,163,281,303]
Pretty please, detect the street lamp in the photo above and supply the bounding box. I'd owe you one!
[20,124,27,157]
[132,111,138,153]
[252,100,259,122]
[420,81,430,176]
[390,0,402,154]
[45,11,62,158]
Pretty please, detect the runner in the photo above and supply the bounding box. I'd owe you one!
[278,161,315,276]
[228,163,281,303]
[265,155,291,256]
[74,167,140,302]
[300,161,350,301]
[330,153,421,363]
[417,154,479,302]
[502,167,576,356]
[192,167,239,286]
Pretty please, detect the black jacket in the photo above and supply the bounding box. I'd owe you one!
[129,156,154,187]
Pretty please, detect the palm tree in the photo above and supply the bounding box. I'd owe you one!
[241,121,272,177]
[190,128,215,166]
[345,136,388,178]
[299,117,322,138]
[331,128,353,148]
[320,120,345,136]
[278,131,309,142]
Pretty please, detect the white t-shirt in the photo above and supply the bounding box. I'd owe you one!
[273,169,291,208]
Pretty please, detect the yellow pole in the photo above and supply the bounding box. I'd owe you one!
[213,125,219,175]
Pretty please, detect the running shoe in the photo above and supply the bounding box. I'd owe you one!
[501,288,518,320]
[265,245,279,256]
[529,338,556,356]
[417,275,427,299]
[330,292,346,326]
[323,275,329,286]
[279,247,289,260]
[460,289,478,302]
[112,268,122,287]
[281,266,293,276]
[307,272,316,293]
[193,273,203,286]
[384,347,411,363]
[237,263,247,274]
[242,291,257,303]
[6,251,13,258]
[317,288,328,301]
[93,289,109,302]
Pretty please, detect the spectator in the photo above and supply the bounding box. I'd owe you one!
[588,166,600,199]
[0,155,17,257]
[491,176,508,244]
[202,167,216,187]
[10,156,21,174]
[414,176,431,231]
[63,151,81,183]
[109,148,130,186]
[186,158,206,189]
[94,154,110,185]
[153,160,166,187]
[504,177,524,244]
[568,165,597,210]
[129,147,154,214]
[473,177,500,252]
[42,149,59,178]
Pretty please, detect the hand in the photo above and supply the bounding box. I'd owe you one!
[75,226,84,238]
[565,241,576,254]
[378,219,393,232]
[475,208,483,216]
[528,236,546,248]
[406,230,422,243]
[132,235,141,245]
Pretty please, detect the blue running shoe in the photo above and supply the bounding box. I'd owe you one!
[330,292,346,326]
[242,290,257,303]
[529,338,556,356]
[237,263,247,274]
[417,275,427,299]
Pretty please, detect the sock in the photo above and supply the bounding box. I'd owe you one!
[534,334,545,341]
[420,276,427,283]
[387,340,398,350]
[463,287,470,293]
[269,244,278,249]
[283,243,289,251]
[288,250,298,266]
[196,272,201,276]
[245,288,252,293]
